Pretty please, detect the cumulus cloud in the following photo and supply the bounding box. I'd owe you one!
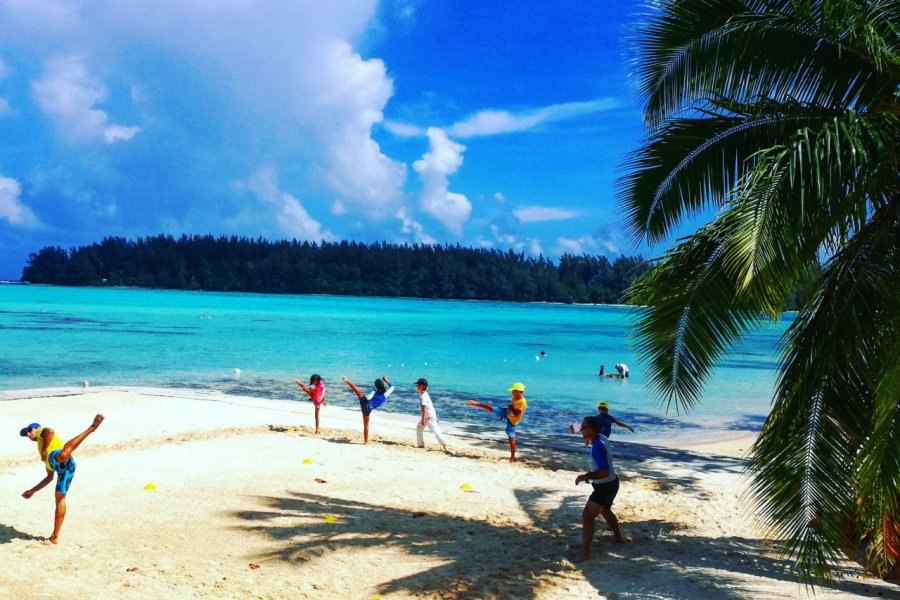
[0,175,39,227]
[31,55,139,144]
[387,98,622,139]
[396,207,436,245]
[243,167,336,242]
[513,206,577,223]
[413,128,471,236]
[313,42,406,213]
[6,1,405,213]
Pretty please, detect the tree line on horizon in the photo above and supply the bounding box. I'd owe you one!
[20,234,650,303]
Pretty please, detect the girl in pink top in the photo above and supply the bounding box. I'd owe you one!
[295,374,326,434]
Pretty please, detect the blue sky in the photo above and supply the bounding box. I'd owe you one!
[0,0,651,279]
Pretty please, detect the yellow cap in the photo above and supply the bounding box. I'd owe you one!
[598,401,609,409]
[507,382,525,392]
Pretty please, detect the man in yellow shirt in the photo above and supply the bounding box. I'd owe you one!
[21,414,104,543]
[467,382,527,462]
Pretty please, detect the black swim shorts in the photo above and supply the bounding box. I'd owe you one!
[359,397,373,416]
[588,477,619,507]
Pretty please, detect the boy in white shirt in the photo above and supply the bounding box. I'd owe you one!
[415,378,450,453]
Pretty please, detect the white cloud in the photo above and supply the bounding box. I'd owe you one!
[0,175,39,227]
[243,167,336,242]
[556,235,601,255]
[513,206,577,223]
[413,128,471,236]
[385,98,621,140]
[382,121,426,137]
[396,207,436,245]
[448,99,620,137]
[311,40,406,213]
[31,55,139,144]
[493,192,506,203]
[6,1,405,213]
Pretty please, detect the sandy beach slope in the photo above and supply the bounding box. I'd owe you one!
[1,388,897,599]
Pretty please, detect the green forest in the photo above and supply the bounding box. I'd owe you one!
[20,235,649,303]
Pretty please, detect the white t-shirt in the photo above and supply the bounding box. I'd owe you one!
[419,390,437,420]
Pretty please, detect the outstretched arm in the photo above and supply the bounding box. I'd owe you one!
[613,418,635,433]
[23,471,54,499]
[342,376,364,399]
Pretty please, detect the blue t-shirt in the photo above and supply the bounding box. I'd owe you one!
[596,413,615,437]
[365,385,394,410]
[589,435,616,484]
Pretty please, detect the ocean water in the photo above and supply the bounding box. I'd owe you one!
[0,285,789,441]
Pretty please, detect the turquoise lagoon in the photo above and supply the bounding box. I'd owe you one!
[0,285,790,441]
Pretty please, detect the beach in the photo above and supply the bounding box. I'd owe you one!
[2,388,896,600]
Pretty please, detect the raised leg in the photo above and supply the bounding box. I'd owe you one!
[56,414,104,464]
[466,400,494,413]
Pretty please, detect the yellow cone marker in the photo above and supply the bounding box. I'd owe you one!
[460,483,472,491]
[286,428,294,433]
[303,458,313,464]
[324,515,336,523]
[144,483,157,490]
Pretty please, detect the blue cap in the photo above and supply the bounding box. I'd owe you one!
[20,422,40,437]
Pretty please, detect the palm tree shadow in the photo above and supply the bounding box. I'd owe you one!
[228,489,883,598]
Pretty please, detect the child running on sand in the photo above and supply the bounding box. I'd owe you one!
[20,414,105,543]
[342,375,393,444]
[467,382,527,462]
[295,374,326,434]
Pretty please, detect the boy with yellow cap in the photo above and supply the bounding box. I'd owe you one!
[467,382,527,462]
[596,402,634,437]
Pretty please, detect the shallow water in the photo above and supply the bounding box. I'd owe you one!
[0,284,788,441]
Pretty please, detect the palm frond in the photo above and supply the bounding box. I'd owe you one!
[748,210,900,584]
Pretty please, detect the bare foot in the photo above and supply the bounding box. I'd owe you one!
[91,414,105,429]
[466,400,477,406]
[509,457,517,463]
[48,535,59,544]
[572,552,589,563]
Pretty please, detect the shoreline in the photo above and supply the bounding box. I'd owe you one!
[0,385,756,458]
[2,387,893,599]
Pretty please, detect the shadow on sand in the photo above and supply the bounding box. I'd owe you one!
[228,489,889,599]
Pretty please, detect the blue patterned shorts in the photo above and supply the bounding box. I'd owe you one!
[48,450,76,495]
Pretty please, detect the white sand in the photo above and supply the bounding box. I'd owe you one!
[1,388,896,600]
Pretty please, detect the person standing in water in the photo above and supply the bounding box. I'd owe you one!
[20,414,105,543]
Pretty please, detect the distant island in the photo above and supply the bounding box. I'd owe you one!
[20,235,649,304]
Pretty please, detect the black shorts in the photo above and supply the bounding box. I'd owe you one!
[588,477,619,507]
[359,398,373,416]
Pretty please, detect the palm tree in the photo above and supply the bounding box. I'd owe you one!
[618,0,899,585]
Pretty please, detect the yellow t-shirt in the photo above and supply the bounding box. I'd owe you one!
[35,427,63,471]
[506,397,527,425]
